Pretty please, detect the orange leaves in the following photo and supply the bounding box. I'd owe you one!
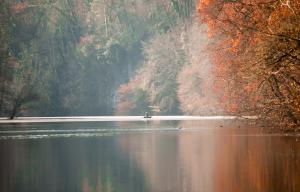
[79,35,93,46]
[197,0,264,114]
[115,100,132,115]
[268,0,300,37]
[244,83,255,93]
[115,74,146,115]
[11,2,28,14]
[227,103,239,113]
[230,33,243,53]
[117,75,142,95]
[197,0,300,124]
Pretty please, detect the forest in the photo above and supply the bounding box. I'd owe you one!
[0,0,299,129]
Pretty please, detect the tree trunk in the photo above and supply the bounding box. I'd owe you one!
[9,100,20,120]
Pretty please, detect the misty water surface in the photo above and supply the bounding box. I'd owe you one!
[0,120,300,192]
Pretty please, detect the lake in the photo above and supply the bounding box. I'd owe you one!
[0,118,299,192]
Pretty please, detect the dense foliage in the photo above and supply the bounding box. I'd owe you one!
[197,0,300,127]
[0,0,194,117]
[1,0,298,128]
[116,21,221,116]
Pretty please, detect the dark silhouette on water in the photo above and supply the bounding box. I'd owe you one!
[144,112,152,118]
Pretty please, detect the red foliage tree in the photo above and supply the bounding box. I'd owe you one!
[198,0,300,126]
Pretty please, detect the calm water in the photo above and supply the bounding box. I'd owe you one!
[0,120,299,192]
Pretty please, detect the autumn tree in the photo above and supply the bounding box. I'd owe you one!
[115,75,150,115]
[177,22,222,115]
[0,1,42,118]
[116,24,190,115]
[197,0,300,127]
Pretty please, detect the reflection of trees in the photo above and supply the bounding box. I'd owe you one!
[177,123,216,192]
[0,124,148,192]
[117,131,182,192]
[213,130,300,192]
[1,122,300,192]
[116,121,217,192]
[117,121,300,192]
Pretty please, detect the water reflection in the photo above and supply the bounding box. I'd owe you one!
[0,121,299,192]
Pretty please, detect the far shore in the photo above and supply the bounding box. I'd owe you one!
[0,116,258,124]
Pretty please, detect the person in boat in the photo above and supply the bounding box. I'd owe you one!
[144,112,152,118]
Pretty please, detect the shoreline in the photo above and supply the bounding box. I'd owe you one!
[0,116,258,124]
